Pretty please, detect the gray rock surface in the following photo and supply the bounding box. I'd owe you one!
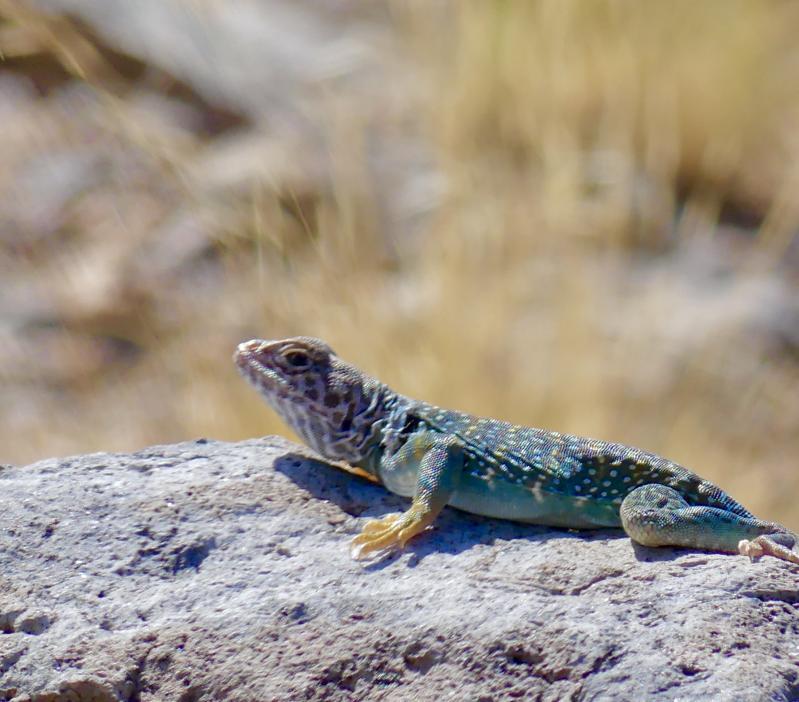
[1,437,797,701]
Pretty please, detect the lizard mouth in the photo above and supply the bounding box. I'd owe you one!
[233,339,289,398]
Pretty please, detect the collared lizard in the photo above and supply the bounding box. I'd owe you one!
[234,336,799,564]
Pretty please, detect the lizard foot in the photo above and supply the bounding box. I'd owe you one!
[350,508,432,560]
[738,535,799,565]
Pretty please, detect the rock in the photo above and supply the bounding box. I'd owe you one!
[1,437,797,701]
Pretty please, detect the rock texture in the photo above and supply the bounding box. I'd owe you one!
[1,437,797,701]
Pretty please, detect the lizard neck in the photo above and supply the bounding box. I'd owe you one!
[352,388,415,478]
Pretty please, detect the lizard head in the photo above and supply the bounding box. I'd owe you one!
[234,337,387,466]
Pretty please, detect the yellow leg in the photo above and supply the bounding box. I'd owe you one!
[350,432,464,560]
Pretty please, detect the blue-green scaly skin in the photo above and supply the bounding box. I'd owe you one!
[365,400,753,528]
[235,337,798,562]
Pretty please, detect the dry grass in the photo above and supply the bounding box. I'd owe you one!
[2,1,799,528]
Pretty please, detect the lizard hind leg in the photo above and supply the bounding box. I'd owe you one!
[620,484,799,564]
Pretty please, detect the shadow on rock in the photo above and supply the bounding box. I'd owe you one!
[273,452,633,566]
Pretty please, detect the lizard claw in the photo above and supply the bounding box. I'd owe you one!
[350,509,432,560]
[738,536,799,565]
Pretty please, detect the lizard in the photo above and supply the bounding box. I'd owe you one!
[234,336,799,564]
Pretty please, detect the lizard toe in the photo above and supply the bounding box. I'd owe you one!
[350,509,432,560]
[738,535,799,565]
[358,514,402,536]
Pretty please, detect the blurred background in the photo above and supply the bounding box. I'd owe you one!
[1,1,798,528]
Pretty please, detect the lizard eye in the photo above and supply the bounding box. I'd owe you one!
[281,349,311,369]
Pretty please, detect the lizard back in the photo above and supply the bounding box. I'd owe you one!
[406,402,755,520]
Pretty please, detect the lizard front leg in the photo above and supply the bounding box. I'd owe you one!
[350,432,464,560]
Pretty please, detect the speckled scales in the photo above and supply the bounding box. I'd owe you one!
[234,337,799,564]
[412,403,753,519]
